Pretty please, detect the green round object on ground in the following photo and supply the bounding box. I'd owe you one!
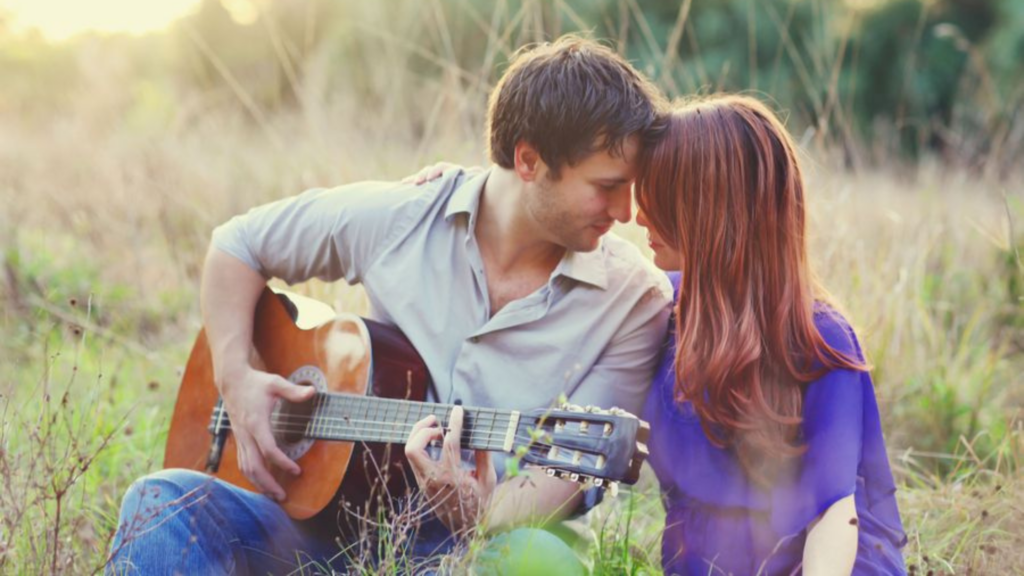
[473,527,586,576]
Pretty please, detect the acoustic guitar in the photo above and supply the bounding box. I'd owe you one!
[164,288,650,522]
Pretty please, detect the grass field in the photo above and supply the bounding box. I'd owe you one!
[1,4,1022,573]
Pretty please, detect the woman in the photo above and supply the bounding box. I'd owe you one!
[634,94,906,575]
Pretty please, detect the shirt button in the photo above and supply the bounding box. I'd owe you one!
[469,336,480,343]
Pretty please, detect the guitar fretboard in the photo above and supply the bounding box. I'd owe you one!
[210,393,523,453]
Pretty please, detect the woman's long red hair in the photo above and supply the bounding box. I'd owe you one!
[635,95,866,483]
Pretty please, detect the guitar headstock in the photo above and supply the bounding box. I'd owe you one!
[513,403,650,493]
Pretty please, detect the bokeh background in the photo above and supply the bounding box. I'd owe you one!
[1,0,1021,573]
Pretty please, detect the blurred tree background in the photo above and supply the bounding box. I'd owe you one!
[1,0,1022,173]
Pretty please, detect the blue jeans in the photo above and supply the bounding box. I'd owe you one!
[107,469,457,575]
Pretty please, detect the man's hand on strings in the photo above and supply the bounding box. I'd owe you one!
[218,366,315,501]
[404,406,498,534]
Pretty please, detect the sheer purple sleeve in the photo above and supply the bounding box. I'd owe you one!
[770,309,866,536]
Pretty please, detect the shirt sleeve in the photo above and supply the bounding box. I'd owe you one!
[566,280,672,418]
[562,273,671,517]
[769,310,866,536]
[210,181,424,285]
[562,288,667,518]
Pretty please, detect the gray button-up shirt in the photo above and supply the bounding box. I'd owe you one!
[212,167,672,478]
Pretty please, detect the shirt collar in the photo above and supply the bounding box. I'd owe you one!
[444,167,491,225]
[555,245,609,290]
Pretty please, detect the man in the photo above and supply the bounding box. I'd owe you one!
[108,35,672,574]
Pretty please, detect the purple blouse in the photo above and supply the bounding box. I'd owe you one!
[643,273,907,575]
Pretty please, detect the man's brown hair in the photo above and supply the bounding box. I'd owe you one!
[487,35,665,178]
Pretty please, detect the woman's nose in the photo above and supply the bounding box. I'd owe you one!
[636,207,649,227]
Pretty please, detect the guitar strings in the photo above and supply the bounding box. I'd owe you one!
[203,412,609,471]
[207,407,545,447]
[208,395,546,442]
[207,402,523,436]
[205,408,562,451]
[207,421,559,457]
[209,423,552,453]
[205,391,614,453]
[207,391,584,428]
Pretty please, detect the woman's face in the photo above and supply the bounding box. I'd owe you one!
[636,207,682,271]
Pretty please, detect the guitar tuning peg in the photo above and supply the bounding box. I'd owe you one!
[608,406,637,418]
[608,482,619,498]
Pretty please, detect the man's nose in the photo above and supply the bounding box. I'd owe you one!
[609,188,632,224]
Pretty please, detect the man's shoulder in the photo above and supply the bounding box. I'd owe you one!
[320,167,467,211]
[599,233,673,301]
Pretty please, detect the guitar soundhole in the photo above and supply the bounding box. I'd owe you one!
[272,365,328,462]
[277,383,315,444]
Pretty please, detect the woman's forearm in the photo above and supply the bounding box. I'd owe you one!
[803,494,858,575]
[484,470,582,534]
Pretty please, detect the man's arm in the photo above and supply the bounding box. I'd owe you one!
[200,247,314,501]
[202,180,433,499]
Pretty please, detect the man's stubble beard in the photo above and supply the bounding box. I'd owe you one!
[525,175,599,253]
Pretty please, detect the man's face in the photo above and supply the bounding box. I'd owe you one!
[523,136,639,253]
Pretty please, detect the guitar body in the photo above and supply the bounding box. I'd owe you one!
[164,288,431,520]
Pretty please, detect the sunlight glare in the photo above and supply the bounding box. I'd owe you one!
[3,0,203,40]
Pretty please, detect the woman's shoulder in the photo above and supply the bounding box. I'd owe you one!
[666,271,682,294]
[812,301,863,361]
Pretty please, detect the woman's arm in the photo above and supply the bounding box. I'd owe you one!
[484,469,583,533]
[803,494,858,575]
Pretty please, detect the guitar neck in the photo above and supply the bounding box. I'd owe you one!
[284,393,524,453]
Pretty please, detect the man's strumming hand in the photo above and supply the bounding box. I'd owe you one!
[218,365,315,502]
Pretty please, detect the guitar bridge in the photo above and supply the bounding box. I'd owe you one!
[205,398,230,473]
[205,428,227,473]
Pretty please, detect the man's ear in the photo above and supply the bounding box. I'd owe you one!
[513,141,543,182]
